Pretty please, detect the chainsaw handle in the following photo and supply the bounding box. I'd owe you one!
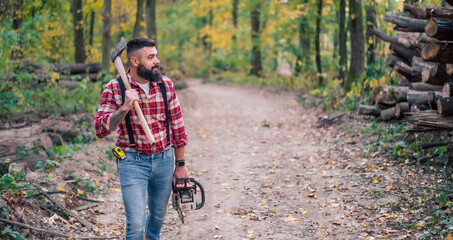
[193,179,205,210]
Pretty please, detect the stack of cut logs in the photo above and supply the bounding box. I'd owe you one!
[359,2,453,130]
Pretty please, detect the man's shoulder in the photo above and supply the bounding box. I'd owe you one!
[161,75,175,88]
[102,77,121,93]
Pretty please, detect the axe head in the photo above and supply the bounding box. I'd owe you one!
[110,37,127,62]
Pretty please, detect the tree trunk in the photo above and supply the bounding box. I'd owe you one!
[422,43,453,63]
[366,1,377,65]
[339,0,347,82]
[404,3,426,19]
[133,0,145,38]
[384,12,428,32]
[315,0,323,85]
[442,82,453,97]
[410,82,443,91]
[295,0,310,76]
[232,0,238,50]
[250,3,262,77]
[396,102,410,118]
[358,105,381,116]
[72,0,86,63]
[345,0,365,91]
[425,17,453,41]
[146,0,157,40]
[12,0,23,29]
[102,0,112,71]
[422,63,453,85]
[426,7,453,19]
[89,11,95,46]
[381,107,396,121]
[437,97,453,115]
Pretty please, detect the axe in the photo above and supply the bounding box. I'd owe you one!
[110,37,156,146]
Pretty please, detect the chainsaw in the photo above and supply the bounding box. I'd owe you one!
[171,178,205,224]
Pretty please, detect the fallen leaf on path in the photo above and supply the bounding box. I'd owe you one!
[307,193,315,198]
[320,225,328,229]
[445,234,453,240]
[108,225,119,230]
[77,189,84,195]
[373,179,379,183]
[111,188,121,193]
[287,215,303,221]
[246,232,255,239]
[260,202,266,206]
[58,186,65,191]
[300,210,308,214]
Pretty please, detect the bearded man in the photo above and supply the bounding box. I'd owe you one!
[93,37,189,240]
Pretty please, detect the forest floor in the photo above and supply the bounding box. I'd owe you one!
[1,78,451,239]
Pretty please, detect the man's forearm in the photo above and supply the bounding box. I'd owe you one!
[174,147,185,161]
[108,106,128,131]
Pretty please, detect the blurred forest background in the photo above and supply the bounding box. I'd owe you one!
[0,0,445,119]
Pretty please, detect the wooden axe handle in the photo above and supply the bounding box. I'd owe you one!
[114,57,156,146]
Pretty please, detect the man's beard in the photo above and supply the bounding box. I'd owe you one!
[137,64,162,82]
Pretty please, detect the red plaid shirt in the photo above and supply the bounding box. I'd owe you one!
[93,70,188,154]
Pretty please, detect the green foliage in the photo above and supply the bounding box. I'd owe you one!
[0,171,27,194]
[35,159,61,170]
[71,173,103,196]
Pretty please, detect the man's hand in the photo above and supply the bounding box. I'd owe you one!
[123,89,139,112]
[173,166,190,185]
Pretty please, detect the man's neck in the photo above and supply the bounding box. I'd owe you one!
[130,68,149,84]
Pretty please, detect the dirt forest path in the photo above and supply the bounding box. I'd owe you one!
[95,79,407,240]
[153,79,394,240]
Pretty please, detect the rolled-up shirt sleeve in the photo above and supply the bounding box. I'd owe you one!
[167,80,188,148]
[93,81,117,139]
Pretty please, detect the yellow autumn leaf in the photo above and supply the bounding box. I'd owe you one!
[260,202,266,206]
[445,234,453,240]
[307,193,315,197]
[300,210,308,214]
[210,154,215,157]
[320,225,328,229]
[373,179,379,183]
[111,188,121,193]
[368,37,373,45]
[361,223,368,227]
[378,75,386,85]
[357,215,365,220]
[265,188,272,194]
[270,209,276,213]
[272,166,277,170]
[57,186,65,191]
[77,189,84,195]
[287,215,303,221]
[108,225,119,230]
[246,232,255,239]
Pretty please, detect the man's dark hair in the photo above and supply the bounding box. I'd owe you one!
[126,37,156,59]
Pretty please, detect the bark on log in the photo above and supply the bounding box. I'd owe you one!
[410,82,443,91]
[418,33,440,43]
[410,103,430,112]
[437,97,453,115]
[384,12,428,32]
[411,56,436,76]
[426,7,453,19]
[418,141,450,149]
[56,62,101,74]
[407,90,436,106]
[0,135,52,158]
[443,82,453,98]
[60,73,100,82]
[395,61,414,79]
[422,63,453,85]
[404,3,427,19]
[387,54,408,68]
[425,17,453,41]
[373,85,409,105]
[358,105,381,116]
[396,102,410,118]
[447,64,453,75]
[371,28,416,48]
[390,43,420,62]
[422,42,453,63]
[381,107,396,121]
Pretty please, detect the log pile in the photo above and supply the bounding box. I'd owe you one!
[359,3,453,131]
[28,62,102,82]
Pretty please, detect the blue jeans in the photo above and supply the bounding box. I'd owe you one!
[118,148,174,240]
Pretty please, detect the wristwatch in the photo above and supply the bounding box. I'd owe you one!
[175,160,185,167]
